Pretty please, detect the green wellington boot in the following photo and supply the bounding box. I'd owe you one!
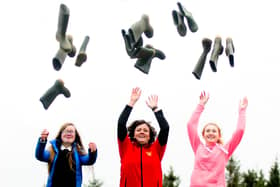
[56,4,72,53]
[134,45,165,74]
[225,37,235,67]
[66,35,76,58]
[40,79,71,110]
[172,10,187,36]
[209,36,223,72]
[121,29,143,58]
[52,48,67,71]
[128,14,153,46]
[192,38,212,80]
[75,36,90,67]
[177,2,198,33]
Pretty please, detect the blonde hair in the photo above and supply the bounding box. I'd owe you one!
[202,123,223,145]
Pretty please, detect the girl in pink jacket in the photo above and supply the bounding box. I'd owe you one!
[187,91,248,187]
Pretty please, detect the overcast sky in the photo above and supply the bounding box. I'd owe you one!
[1,0,280,186]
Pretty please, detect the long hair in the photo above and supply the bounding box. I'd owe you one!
[127,120,157,144]
[48,122,86,173]
[202,122,223,145]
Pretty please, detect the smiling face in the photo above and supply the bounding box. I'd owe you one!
[202,123,221,145]
[134,123,150,145]
[61,125,76,147]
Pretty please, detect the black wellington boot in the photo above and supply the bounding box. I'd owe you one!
[225,37,235,67]
[75,36,90,67]
[172,10,187,36]
[128,14,153,46]
[52,48,67,71]
[177,2,198,33]
[134,45,165,74]
[209,36,223,72]
[192,38,212,80]
[56,4,72,53]
[40,79,71,110]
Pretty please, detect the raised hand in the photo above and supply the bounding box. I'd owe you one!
[128,87,142,107]
[40,129,49,141]
[239,97,248,110]
[88,142,97,152]
[199,91,209,106]
[146,95,158,110]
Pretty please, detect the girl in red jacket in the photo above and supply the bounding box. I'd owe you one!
[117,87,170,187]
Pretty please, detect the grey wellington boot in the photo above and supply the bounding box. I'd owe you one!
[192,38,212,80]
[128,14,153,45]
[225,37,235,67]
[177,2,198,32]
[209,36,223,72]
[40,79,71,110]
[75,36,90,67]
[52,48,67,71]
[67,35,76,58]
[121,29,143,58]
[172,10,187,37]
[56,4,72,53]
[134,45,165,74]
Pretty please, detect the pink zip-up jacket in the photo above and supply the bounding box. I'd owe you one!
[187,104,246,187]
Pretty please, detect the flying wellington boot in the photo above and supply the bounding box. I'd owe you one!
[75,36,90,67]
[192,38,212,80]
[121,29,143,58]
[209,36,223,72]
[128,14,153,46]
[225,37,235,67]
[40,79,71,110]
[66,35,76,58]
[52,48,67,71]
[134,45,165,74]
[56,4,72,53]
[172,10,187,36]
[177,2,198,32]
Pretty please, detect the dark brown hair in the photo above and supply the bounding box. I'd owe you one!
[48,123,86,173]
[127,120,157,144]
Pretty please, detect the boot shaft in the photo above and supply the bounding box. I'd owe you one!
[177,2,198,32]
[192,38,212,80]
[129,14,153,44]
[209,36,223,72]
[56,4,72,52]
[75,36,90,67]
[66,35,76,58]
[225,37,235,67]
[172,10,187,37]
[52,48,67,71]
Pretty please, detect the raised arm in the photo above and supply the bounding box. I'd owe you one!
[80,142,98,165]
[118,87,141,141]
[146,95,169,146]
[187,91,209,153]
[35,129,51,162]
[226,97,248,157]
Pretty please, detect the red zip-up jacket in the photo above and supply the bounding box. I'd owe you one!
[118,105,169,187]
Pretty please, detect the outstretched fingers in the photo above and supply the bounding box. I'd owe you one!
[199,91,209,106]
[146,95,158,109]
[239,96,248,109]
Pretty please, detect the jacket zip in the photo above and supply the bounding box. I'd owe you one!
[140,145,143,187]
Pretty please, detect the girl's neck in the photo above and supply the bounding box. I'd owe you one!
[62,143,72,148]
[205,142,216,147]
